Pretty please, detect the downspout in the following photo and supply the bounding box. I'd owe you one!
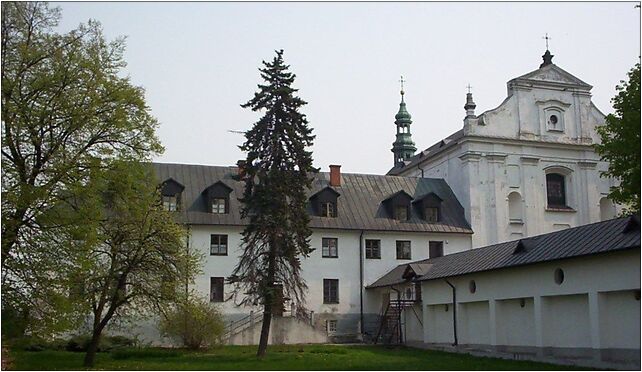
[390,286,403,344]
[419,165,424,178]
[444,279,458,346]
[359,230,364,336]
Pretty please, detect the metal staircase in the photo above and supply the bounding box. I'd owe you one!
[374,299,416,345]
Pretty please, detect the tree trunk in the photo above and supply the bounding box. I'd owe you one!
[256,301,272,357]
[83,327,103,368]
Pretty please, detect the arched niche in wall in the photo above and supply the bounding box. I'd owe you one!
[507,191,524,224]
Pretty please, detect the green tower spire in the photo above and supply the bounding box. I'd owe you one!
[391,76,417,166]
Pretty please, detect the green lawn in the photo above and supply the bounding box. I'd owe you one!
[7,344,588,370]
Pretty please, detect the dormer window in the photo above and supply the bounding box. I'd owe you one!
[321,202,336,218]
[211,198,227,214]
[203,181,232,214]
[382,190,413,222]
[160,178,185,212]
[163,195,178,211]
[425,207,439,223]
[310,187,340,218]
[412,192,443,223]
[394,206,409,221]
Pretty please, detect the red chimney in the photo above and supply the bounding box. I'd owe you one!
[237,160,247,178]
[329,165,341,187]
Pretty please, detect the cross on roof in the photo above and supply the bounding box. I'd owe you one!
[542,33,552,50]
[466,84,473,94]
[399,75,406,94]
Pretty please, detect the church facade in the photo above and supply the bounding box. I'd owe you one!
[388,50,620,247]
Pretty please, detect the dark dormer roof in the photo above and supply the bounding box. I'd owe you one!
[161,178,185,196]
[367,215,640,288]
[309,186,340,199]
[382,190,413,204]
[412,192,443,205]
[152,162,472,234]
[203,180,233,194]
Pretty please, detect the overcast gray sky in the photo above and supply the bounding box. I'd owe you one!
[53,2,640,175]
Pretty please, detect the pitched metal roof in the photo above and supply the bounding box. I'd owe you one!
[367,216,640,288]
[387,130,464,176]
[152,162,472,234]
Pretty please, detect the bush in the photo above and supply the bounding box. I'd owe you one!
[9,336,66,352]
[65,334,92,352]
[159,297,225,350]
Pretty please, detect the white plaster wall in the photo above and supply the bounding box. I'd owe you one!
[459,301,490,345]
[189,225,471,327]
[403,304,423,342]
[425,304,454,344]
[420,249,640,350]
[395,66,619,248]
[542,294,590,348]
[496,298,535,347]
[600,290,641,349]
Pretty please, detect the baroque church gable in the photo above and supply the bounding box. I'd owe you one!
[511,63,592,89]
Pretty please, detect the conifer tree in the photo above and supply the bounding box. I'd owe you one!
[230,50,315,357]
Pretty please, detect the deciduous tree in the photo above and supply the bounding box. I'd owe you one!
[595,63,641,214]
[229,50,316,357]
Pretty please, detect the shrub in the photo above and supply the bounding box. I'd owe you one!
[159,297,225,350]
[65,334,92,352]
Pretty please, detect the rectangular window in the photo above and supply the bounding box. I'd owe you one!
[425,207,439,223]
[162,195,178,211]
[211,198,227,214]
[394,206,409,221]
[326,319,337,334]
[322,238,338,258]
[546,173,566,207]
[321,202,336,217]
[210,277,224,302]
[365,239,381,259]
[396,240,411,260]
[429,241,444,258]
[323,279,339,303]
[210,234,228,256]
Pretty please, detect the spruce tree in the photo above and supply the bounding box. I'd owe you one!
[230,50,315,357]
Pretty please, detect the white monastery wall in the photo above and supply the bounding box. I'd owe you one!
[420,249,640,358]
[189,224,471,337]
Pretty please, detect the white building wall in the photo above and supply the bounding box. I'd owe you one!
[395,65,621,248]
[419,249,640,362]
[189,225,471,337]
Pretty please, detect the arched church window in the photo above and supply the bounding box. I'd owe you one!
[546,173,566,208]
[599,197,616,221]
[508,192,523,224]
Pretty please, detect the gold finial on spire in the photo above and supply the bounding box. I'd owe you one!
[399,75,406,96]
[542,33,552,50]
[466,83,473,94]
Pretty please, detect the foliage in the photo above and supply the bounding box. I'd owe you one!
[9,345,587,370]
[65,334,136,352]
[595,63,641,214]
[158,295,225,350]
[51,160,201,367]
[229,50,316,356]
[1,1,163,333]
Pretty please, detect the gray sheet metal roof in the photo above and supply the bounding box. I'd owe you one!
[367,216,640,288]
[152,162,472,234]
[388,130,464,176]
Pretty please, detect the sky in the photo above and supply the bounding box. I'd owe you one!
[52,2,641,175]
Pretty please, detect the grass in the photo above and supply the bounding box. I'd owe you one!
[7,344,589,370]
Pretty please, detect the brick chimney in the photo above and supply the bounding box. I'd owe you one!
[329,165,341,187]
[237,160,247,178]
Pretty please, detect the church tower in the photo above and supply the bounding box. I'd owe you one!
[391,77,416,166]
